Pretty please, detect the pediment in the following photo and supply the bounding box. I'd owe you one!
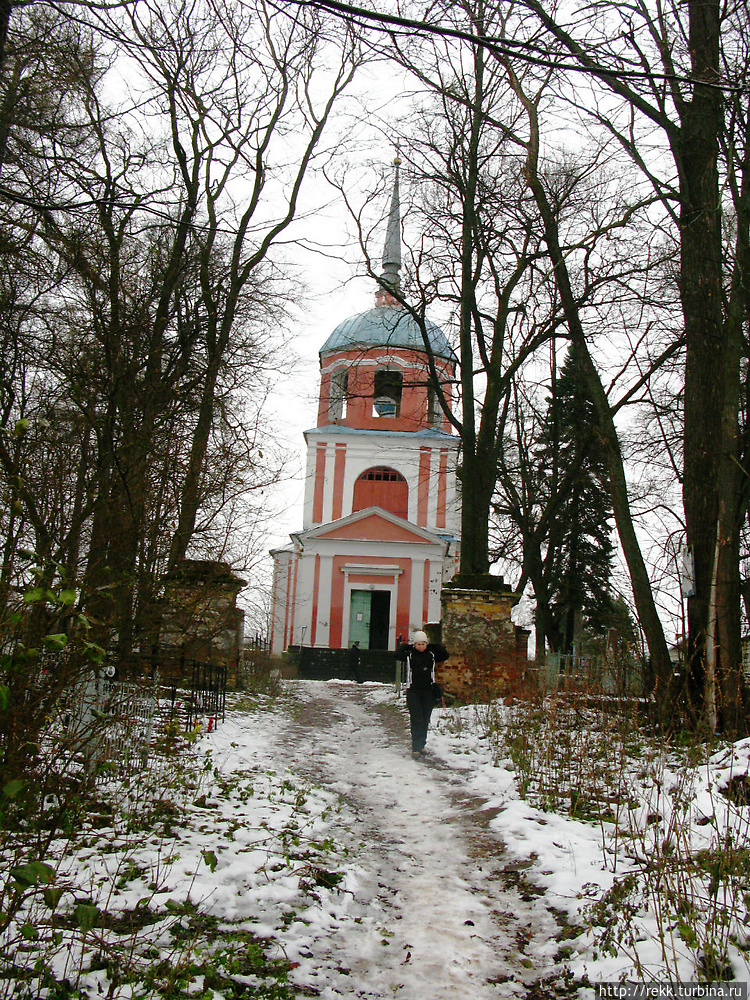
[296,507,445,546]
[320,513,430,543]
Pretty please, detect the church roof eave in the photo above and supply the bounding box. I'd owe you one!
[303,424,459,445]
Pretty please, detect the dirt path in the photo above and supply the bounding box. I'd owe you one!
[264,681,570,1000]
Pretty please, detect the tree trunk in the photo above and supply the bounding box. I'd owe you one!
[455,35,484,576]
[82,410,153,656]
[458,448,497,575]
[515,85,674,722]
[524,542,552,660]
[167,349,224,571]
[678,0,727,720]
[517,0,741,730]
[712,125,750,736]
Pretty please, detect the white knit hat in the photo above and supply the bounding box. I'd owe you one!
[412,630,429,644]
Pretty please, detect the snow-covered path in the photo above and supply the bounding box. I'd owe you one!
[215,681,566,999]
[15,679,750,997]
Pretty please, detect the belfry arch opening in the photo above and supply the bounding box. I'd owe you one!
[372,368,403,418]
[353,466,408,520]
[329,368,349,421]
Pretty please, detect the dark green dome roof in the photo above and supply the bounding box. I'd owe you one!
[320,305,456,362]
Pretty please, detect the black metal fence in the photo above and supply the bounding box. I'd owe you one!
[78,646,229,740]
[1,643,233,788]
[64,672,160,781]
[116,649,228,732]
[61,650,228,778]
[246,633,270,652]
[289,645,398,683]
[181,660,227,731]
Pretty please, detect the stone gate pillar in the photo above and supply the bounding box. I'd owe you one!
[160,560,246,687]
[439,576,528,699]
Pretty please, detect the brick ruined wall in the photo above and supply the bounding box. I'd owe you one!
[439,585,528,699]
[160,560,246,688]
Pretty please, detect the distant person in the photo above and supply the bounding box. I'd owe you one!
[347,640,362,683]
[395,630,449,757]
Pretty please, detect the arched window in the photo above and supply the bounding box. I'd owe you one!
[372,369,403,418]
[353,466,409,520]
[329,368,349,421]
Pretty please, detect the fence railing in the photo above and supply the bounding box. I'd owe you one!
[245,633,270,652]
[117,649,228,726]
[181,660,227,730]
[289,645,397,683]
[544,651,646,697]
[47,648,230,780]
[64,672,159,781]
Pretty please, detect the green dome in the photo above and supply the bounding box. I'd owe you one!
[320,305,456,362]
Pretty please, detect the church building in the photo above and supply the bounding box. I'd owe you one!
[270,163,461,655]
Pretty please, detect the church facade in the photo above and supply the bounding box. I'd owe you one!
[270,165,461,655]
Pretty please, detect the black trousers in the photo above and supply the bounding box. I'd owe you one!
[406,686,433,751]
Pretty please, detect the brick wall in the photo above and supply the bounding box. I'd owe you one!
[160,560,246,688]
[440,583,529,699]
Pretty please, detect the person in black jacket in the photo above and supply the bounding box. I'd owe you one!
[347,641,362,683]
[395,630,449,757]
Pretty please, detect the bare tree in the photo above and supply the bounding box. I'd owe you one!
[512,0,749,731]
[307,0,743,728]
[333,6,561,580]
[338,3,679,706]
[0,0,361,654]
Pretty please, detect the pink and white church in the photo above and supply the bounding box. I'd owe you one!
[269,165,461,655]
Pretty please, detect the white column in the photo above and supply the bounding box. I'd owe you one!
[410,556,425,632]
[321,443,334,524]
[316,555,333,648]
[302,443,317,530]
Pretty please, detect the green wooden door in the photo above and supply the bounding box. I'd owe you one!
[349,590,372,648]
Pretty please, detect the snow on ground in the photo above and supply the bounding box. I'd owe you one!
[216,679,565,998]
[9,678,750,999]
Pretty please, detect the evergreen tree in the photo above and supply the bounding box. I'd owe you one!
[538,342,616,653]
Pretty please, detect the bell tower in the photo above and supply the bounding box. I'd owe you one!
[270,160,461,655]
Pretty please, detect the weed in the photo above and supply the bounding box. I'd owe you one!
[493,688,750,981]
